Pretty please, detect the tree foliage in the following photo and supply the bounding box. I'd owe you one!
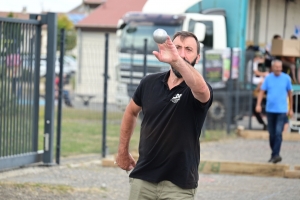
[57,15,77,51]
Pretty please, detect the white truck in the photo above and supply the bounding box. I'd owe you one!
[115,0,248,123]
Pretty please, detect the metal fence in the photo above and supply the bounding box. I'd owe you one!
[57,32,260,159]
[202,48,255,135]
[0,13,57,171]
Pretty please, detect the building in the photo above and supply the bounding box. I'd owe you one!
[74,0,147,104]
[247,0,300,46]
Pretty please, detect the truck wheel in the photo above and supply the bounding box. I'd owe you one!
[205,99,226,129]
[207,99,226,122]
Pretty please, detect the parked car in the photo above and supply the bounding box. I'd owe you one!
[39,60,47,77]
[40,56,78,77]
[64,55,78,74]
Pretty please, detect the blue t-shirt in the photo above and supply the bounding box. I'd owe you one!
[261,72,292,113]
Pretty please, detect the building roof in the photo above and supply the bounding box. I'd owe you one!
[76,0,147,28]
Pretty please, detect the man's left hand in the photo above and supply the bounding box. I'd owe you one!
[152,36,179,64]
[288,110,294,118]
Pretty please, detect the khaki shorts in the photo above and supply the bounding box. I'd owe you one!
[128,178,197,200]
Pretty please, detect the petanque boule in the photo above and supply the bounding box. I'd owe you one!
[153,28,168,44]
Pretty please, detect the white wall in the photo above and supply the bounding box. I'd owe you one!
[246,0,300,46]
[41,28,48,55]
[75,30,118,104]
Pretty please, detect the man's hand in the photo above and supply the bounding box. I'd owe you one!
[288,110,294,118]
[152,36,179,64]
[255,105,262,113]
[115,152,136,171]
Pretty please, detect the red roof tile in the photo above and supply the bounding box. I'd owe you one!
[76,0,147,28]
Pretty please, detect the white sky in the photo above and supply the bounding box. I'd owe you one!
[0,0,82,13]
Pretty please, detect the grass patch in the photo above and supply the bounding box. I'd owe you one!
[37,106,234,158]
[38,106,140,157]
[200,130,237,142]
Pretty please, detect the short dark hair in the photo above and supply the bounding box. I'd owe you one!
[273,34,281,39]
[291,35,297,40]
[172,31,200,54]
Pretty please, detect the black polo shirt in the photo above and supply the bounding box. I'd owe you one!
[130,71,213,189]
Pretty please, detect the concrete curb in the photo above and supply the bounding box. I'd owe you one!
[237,127,300,141]
[284,170,300,178]
[199,160,289,177]
[102,156,299,179]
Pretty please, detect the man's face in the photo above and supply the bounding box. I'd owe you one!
[171,36,200,78]
[272,61,282,76]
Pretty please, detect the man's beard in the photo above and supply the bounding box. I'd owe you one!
[172,57,197,78]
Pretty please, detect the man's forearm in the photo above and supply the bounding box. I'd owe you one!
[256,90,264,106]
[118,111,138,154]
[288,91,293,111]
[171,58,209,101]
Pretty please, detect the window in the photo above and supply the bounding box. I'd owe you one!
[120,23,182,54]
[188,20,213,49]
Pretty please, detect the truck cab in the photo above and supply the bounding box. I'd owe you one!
[115,9,228,110]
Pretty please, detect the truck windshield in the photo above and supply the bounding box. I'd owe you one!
[120,24,182,54]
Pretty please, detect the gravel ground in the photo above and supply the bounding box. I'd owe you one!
[201,138,300,168]
[0,138,299,200]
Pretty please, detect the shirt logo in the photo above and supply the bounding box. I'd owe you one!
[170,94,182,103]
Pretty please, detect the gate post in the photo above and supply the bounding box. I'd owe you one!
[43,12,57,165]
[102,33,109,158]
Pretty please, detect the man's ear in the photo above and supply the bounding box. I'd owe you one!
[195,54,200,64]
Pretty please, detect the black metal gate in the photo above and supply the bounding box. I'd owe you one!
[0,13,57,171]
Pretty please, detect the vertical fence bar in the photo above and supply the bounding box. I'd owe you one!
[23,23,28,152]
[8,22,15,156]
[43,13,57,165]
[28,28,34,148]
[31,14,42,152]
[21,23,27,152]
[16,22,23,155]
[2,22,5,156]
[0,22,7,156]
[234,49,240,128]
[0,21,2,156]
[226,48,234,134]
[28,26,35,152]
[6,22,13,156]
[25,25,32,152]
[102,33,109,158]
[22,25,32,152]
[6,22,11,156]
[12,22,20,155]
[17,22,22,154]
[143,39,147,77]
[248,54,254,130]
[56,29,65,165]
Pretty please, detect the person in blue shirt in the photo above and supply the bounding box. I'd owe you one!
[255,60,293,163]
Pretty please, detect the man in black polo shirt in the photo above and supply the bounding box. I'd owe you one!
[116,31,213,199]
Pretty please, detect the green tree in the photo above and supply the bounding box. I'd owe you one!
[57,15,77,51]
